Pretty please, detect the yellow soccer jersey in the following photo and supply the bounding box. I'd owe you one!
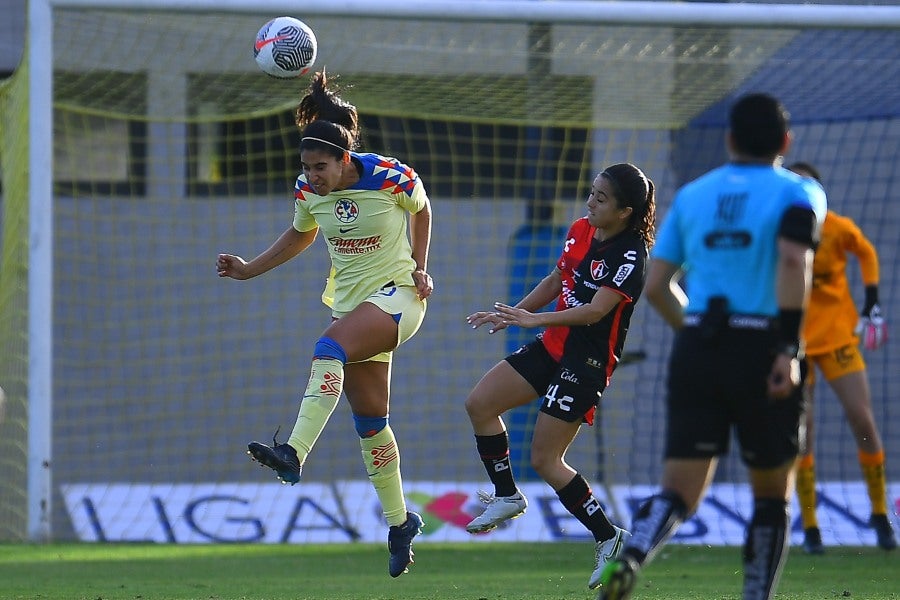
[804,210,879,355]
[292,152,428,313]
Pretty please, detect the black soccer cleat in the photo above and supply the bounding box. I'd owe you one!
[802,526,825,555]
[870,514,897,551]
[247,430,302,485]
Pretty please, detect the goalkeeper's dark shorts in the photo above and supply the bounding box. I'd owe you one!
[664,323,807,469]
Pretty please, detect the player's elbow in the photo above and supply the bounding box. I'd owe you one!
[645,259,680,309]
[777,238,813,271]
[646,279,677,315]
[582,306,611,325]
[646,282,667,307]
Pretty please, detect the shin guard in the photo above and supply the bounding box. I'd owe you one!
[361,425,407,527]
[287,357,343,464]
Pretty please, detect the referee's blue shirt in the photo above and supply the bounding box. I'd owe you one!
[653,163,827,316]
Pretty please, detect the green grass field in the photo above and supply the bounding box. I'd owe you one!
[0,542,896,600]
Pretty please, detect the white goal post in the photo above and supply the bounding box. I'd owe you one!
[25,0,900,542]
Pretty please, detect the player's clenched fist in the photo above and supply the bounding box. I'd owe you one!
[217,253,250,280]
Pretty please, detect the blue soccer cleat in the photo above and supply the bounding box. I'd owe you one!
[388,512,424,577]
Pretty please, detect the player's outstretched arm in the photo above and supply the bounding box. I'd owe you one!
[466,269,562,334]
[515,268,564,312]
[499,285,624,329]
[217,226,317,280]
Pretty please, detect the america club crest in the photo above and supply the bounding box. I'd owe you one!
[334,198,359,223]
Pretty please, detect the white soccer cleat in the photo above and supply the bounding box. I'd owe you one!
[588,526,631,589]
[465,490,528,533]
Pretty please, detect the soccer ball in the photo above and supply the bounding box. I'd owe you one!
[253,16,317,79]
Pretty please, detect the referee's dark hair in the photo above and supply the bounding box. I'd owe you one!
[729,93,790,158]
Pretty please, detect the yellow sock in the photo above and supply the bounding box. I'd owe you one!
[287,358,343,464]
[361,425,407,527]
[796,454,819,530]
[859,450,887,516]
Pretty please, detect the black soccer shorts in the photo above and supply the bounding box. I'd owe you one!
[504,339,607,424]
[664,326,806,469]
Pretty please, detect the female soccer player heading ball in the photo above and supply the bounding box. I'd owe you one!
[216,70,433,578]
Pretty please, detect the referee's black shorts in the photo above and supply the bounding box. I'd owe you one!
[664,324,806,469]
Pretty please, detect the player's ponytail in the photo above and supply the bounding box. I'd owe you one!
[602,163,657,249]
[296,70,360,152]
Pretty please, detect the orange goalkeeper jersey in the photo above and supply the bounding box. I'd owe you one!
[804,210,879,355]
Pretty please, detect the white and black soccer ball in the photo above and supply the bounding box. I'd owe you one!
[253,16,317,79]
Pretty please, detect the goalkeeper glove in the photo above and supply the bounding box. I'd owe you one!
[855,285,887,350]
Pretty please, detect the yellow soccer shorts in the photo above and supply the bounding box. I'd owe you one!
[333,283,426,363]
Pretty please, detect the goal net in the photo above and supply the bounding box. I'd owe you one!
[1,1,898,545]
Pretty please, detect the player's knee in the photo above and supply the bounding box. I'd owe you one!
[463,394,480,418]
[528,448,558,478]
[314,336,347,363]
[749,460,795,499]
[529,453,548,476]
[464,391,498,423]
[354,415,387,438]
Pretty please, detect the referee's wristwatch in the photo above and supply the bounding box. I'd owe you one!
[775,342,802,359]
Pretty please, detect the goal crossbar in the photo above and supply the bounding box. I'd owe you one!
[47,0,900,29]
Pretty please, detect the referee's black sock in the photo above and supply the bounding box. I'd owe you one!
[622,489,687,567]
[556,473,616,542]
[474,433,517,497]
[742,498,789,600]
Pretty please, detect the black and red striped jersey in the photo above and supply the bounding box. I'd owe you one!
[540,217,648,377]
